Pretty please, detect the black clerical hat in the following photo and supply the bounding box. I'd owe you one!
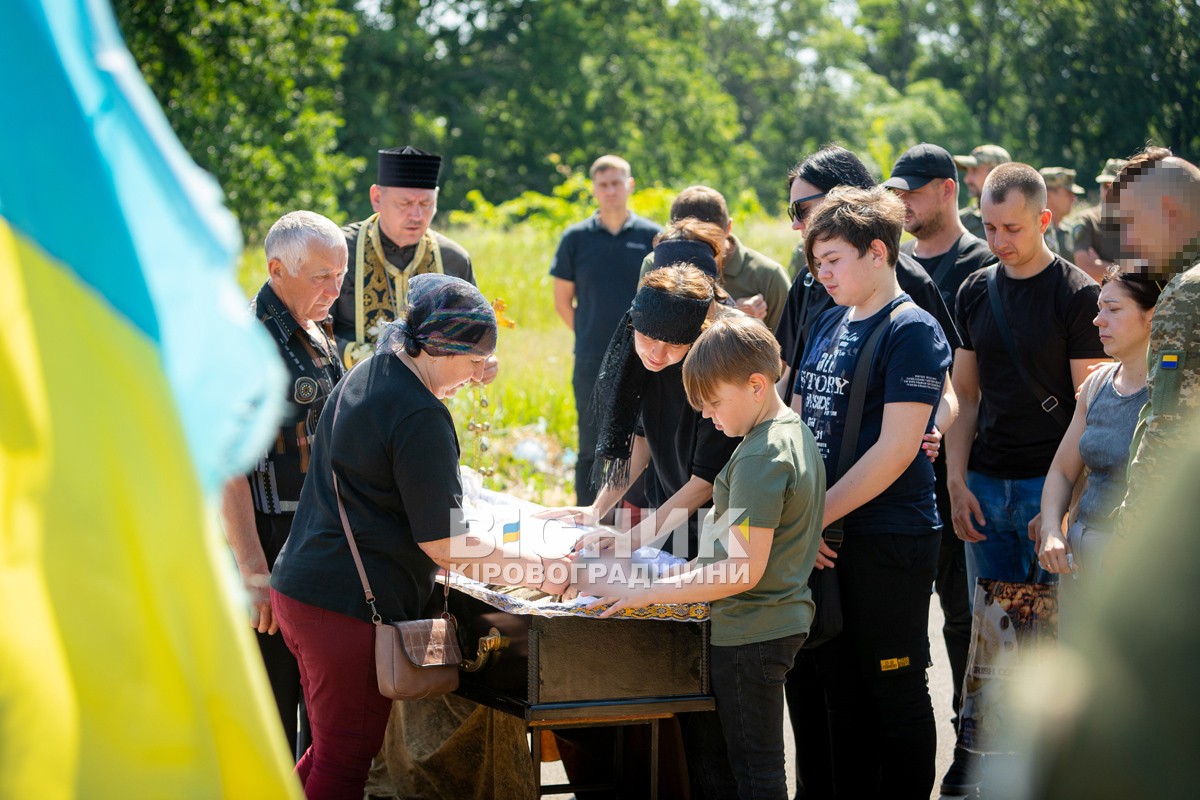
[377,146,442,189]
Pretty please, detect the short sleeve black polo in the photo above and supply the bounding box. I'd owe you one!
[550,213,661,358]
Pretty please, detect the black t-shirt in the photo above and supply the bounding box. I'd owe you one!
[902,232,995,313]
[636,363,741,556]
[550,213,661,359]
[271,353,467,623]
[775,252,961,369]
[955,257,1106,478]
[797,295,952,535]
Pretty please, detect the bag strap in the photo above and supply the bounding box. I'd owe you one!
[984,265,1073,428]
[822,300,917,547]
[783,272,816,407]
[329,362,450,626]
[929,233,968,288]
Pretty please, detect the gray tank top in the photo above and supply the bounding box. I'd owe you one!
[1077,370,1148,531]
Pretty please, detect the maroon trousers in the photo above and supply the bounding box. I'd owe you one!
[272,589,392,800]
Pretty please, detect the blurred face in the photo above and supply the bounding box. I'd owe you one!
[269,242,347,323]
[372,185,438,247]
[964,164,992,198]
[982,191,1052,270]
[698,378,762,438]
[811,236,887,307]
[1118,182,1175,267]
[1094,281,1152,361]
[789,177,828,235]
[892,178,948,238]
[591,167,633,215]
[633,330,691,372]
[1046,186,1076,224]
[425,353,490,398]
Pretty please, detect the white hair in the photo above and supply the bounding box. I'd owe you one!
[264,210,346,276]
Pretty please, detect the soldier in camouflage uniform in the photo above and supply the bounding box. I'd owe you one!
[1071,158,1128,281]
[1039,167,1085,259]
[953,144,1011,239]
[1113,147,1200,537]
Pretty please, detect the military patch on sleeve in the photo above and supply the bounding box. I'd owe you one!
[1160,351,1181,369]
[294,376,319,404]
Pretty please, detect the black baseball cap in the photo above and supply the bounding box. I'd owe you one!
[881,143,958,191]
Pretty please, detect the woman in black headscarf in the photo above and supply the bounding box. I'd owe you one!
[271,274,567,800]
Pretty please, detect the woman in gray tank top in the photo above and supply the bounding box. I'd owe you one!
[1036,269,1162,631]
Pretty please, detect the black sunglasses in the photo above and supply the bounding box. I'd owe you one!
[787,192,827,223]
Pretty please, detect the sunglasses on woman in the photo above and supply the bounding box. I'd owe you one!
[787,192,827,224]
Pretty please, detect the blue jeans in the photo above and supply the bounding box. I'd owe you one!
[964,471,1054,598]
[710,633,807,800]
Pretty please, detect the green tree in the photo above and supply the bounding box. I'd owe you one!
[114,0,362,241]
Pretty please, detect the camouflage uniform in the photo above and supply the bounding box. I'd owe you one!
[1040,167,1085,258]
[953,145,1011,241]
[1118,257,1200,536]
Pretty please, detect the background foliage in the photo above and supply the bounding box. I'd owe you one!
[115,0,1197,242]
[122,0,1197,500]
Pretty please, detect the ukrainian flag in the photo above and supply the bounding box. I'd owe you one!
[1,1,297,796]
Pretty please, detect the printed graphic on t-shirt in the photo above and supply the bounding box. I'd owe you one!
[793,296,952,536]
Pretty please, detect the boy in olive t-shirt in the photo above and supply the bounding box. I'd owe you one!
[576,314,824,799]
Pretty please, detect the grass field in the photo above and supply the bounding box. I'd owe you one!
[237,214,802,504]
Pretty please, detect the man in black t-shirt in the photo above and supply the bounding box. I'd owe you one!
[551,155,661,504]
[947,164,1108,588]
[883,143,996,796]
[945,164,1107,796]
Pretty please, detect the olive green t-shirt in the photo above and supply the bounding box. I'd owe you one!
[699,411,825,646]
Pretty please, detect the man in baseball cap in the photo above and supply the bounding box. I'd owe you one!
[953,144,1012,239]
[1039,167,1085,257]
[1072,158,1130,281]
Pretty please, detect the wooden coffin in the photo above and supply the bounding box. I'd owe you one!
[440,586,715,722]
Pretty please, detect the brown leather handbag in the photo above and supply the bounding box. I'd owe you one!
[329,374,463,700]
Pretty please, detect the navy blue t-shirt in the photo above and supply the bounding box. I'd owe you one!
[550,213,661,358]
[796,294,952,535]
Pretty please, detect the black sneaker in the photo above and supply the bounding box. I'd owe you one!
[939,747,981,796]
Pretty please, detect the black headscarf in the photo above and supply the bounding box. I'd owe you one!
[590,279,712,492]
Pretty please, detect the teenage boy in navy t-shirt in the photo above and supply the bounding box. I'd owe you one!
[795,186,956,797]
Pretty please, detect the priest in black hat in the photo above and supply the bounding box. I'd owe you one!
[332,146,491,377]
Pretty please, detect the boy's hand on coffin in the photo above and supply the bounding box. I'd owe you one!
[586,592,651,618]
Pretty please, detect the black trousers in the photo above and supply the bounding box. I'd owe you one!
[573,355,603,505]
[933,452,972,724]
[712,635,807,800]
[815,531,939,799]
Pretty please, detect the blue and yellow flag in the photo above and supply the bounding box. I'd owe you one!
[1,0,297,796]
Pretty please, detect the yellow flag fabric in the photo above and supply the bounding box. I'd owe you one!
[1,0,297,795]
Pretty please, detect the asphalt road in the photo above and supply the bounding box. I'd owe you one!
[541,592,958,799]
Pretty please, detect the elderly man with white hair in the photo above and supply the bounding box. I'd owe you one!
[220,209,348,759]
